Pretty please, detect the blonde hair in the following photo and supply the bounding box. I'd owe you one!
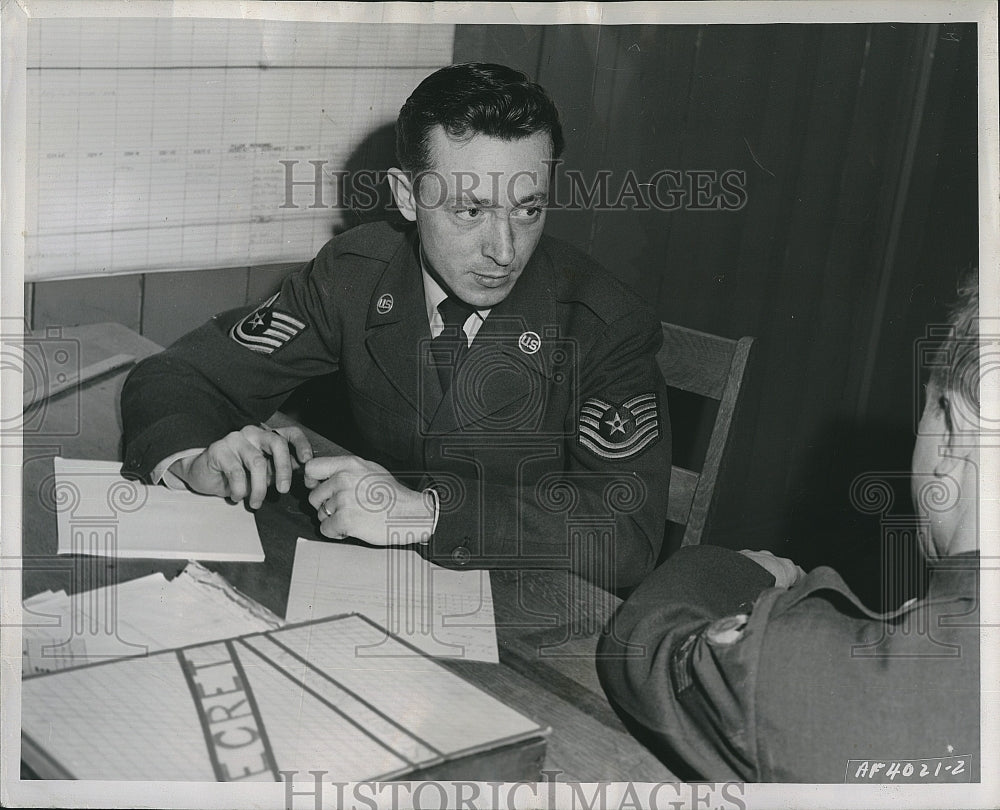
[930,270,979,430]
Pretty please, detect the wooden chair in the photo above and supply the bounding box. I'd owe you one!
[656,322,754,548]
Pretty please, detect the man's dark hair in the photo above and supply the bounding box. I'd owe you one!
[395,62,564,175]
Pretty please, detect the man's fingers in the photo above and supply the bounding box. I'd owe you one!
[307,477,337,511]
[236,446,270,509]
[203,442,247,501]
[218,457,249,502]
[738,549,803,588]
[204,431,369,511]
[281,426,314,465]
[318,509,349,540]
[308,476,356,535]
[304,455,355,486]
[261,432,293,493]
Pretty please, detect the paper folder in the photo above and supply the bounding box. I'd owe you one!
[21,613,549,782]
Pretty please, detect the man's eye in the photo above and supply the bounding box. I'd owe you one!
[513,206,543,219]
[455,208,481,221]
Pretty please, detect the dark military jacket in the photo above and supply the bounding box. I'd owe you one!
[597,545,980,781]
[122,221,671,588]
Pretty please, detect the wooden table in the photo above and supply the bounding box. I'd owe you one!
[18,322,674,781]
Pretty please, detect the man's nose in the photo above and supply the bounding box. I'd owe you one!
[482,214,515,267]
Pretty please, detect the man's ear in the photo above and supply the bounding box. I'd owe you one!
[934,392,979,476]
[934,452,962,477]
[387,168,417,222]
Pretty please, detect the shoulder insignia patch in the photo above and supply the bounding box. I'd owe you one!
[230,292,306,355]
[669,629,701,695]
[578,393,660,460]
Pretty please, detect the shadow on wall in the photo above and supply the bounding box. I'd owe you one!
[279,121,405,448]
[781,417,927,609]
[248,121,406,300]
[335,122,407,237]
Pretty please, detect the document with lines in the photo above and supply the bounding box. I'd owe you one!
[20,614,547,781]
[285,538,499,663]
[26,17,455,280]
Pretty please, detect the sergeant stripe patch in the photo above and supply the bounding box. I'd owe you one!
[230,292,306,355]
[578,393,660,460]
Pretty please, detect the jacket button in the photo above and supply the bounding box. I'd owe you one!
[451,546,471,565]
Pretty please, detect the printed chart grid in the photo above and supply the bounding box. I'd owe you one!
[22,654,215,781]
[25,18,455,280]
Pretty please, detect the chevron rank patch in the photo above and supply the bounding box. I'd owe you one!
[578,393,660,460]
[230,292,306,355]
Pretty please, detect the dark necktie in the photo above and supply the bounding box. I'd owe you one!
[431,296,475,392]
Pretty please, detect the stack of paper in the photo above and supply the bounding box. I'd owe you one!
[22,562,282,675]
[286,538,499,663]
[53,457,264,561]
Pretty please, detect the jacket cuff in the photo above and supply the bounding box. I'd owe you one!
[619,545,776,624]
[419,473,519,568]
[152,448,205,488]
[122,413,246,481]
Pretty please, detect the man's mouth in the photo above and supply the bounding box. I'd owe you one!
[472,271,512,288]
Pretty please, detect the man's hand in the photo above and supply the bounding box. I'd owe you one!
[304,455,436,546]
[738,549,806,589]
[170,425,313,509]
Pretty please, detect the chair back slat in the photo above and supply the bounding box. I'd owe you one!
[657,322,754,548]
[665,467,698,524]
[656,323,737,400]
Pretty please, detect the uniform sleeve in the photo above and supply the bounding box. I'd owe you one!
[596,545,776,780]
[121,254,341,480]
[426,307,672,589]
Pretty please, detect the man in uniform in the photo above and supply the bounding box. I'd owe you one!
[121,63,671,590]
[597,275,981,779]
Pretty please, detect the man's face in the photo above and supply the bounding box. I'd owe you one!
[406,126,552,308]
[911,384,948,510]
[910,381,977,558]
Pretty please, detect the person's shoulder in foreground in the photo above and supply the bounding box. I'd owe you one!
[597,272,982,782]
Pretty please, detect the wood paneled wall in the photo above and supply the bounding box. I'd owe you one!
[28,263,302,348]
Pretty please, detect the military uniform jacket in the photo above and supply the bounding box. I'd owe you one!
[597,545,980,781]
[122,221,672,588]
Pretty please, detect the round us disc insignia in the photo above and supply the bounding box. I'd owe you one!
[518,331,541,354]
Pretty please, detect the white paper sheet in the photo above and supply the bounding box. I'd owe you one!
[21,562,283,675]
[53,457,264,561]
[286,538,499,664]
